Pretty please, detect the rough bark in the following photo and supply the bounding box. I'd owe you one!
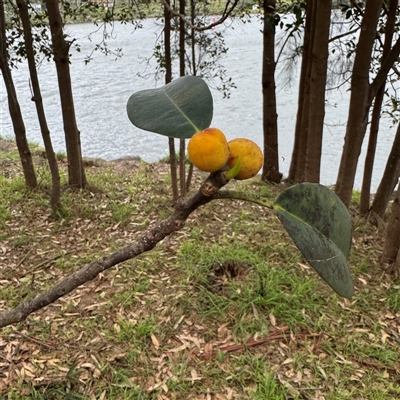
[370,124,400,217]
[0,0,37,188]
[335,0,383,207]
[305,0,331,183]
[45,0,86,188]
[360,0,398,215]
[288,0,314,182]
[0,171,231,328]
[16,0,60,211]
[261,0,282,183]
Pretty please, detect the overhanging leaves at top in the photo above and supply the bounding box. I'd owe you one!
[126,76,213,139]
[274,183,354,299]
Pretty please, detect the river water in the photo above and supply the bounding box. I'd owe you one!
[0,17,396,190]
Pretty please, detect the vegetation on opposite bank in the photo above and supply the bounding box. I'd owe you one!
[0,139,399,399]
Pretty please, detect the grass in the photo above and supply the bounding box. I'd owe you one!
[0,139,399,399]
[49,0,249,25]
[0,176,25,228]
[387,283,400,312]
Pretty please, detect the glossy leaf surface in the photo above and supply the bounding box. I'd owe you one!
[126,76,213,139]
[274,183,354,299]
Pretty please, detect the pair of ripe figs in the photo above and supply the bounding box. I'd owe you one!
[187,128,263,180]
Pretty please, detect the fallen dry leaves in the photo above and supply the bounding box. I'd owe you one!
[1,140,400,399]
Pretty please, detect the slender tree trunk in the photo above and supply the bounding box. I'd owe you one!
[164,0,178,201]
[288,0,314,182]
[185,0,197,193]
[335,0,383,207]
[360,87,384,215]
[360,0,398,215]
[45,0,86,188]
[16,0,60,211]
[0,0,37,188]
[381,187,400,276]
[261,0,282,183]
[179,0,185,78]
[305,0,331,183]
[179,0,186,196]
[190,0,196,77]
[370,123,400,217]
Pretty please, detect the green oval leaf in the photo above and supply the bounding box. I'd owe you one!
[274,183,354,299]
[126,76,213,139]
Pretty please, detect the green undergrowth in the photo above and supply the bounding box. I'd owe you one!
[0,142,399,399]
[57,0,247,24]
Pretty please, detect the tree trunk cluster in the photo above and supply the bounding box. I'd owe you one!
[382,186,400,276]
[2,0,400,283]
[0,0,37,189]
[288,0,331,183]
[1,0,86,205]
[46,0,86,189]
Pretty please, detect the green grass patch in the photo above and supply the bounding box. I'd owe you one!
[387,283,400,312]
[0,142,399,399]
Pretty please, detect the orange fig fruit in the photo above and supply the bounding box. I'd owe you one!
[227,138,263,180]
[188,128,230,173]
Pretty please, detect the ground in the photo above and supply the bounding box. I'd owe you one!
[0,139,400,399]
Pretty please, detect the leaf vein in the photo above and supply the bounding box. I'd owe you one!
[163,91,200,133]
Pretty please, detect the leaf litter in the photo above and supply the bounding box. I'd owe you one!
[0,139,400,398]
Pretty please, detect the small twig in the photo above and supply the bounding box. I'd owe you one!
[197,329,321,360]
[11,329,58,349]
[353,357,399,374]
[16,249,34,269]
[17,250,74,279]
[329,27,360,43]
[350,0,364,17]
[298,387,323,391]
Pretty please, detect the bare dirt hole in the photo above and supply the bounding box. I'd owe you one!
[211,260,252,278]
[204,260,254,294]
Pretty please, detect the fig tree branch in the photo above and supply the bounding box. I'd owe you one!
[0,172,230,329]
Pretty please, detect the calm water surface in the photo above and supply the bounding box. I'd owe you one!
[0,17,396,190]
